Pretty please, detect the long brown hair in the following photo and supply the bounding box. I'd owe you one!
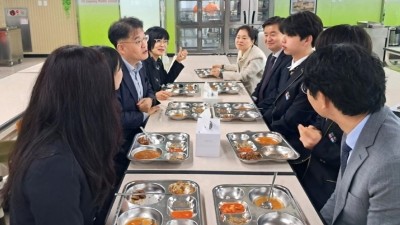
[1,45,122,207]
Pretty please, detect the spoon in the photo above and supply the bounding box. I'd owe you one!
[140,126,152,144]
[261,172,278,209]
[115,192,168,197]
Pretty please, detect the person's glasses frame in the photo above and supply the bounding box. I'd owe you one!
[154,39,169,45]
[119,35,149,46]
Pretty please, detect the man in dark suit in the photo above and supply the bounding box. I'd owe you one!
[108,17,159,173]
[252,16,291,113]
[263,12,323,177]
[304,44,400,225]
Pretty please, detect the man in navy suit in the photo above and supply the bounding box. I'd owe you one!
[252,16,291,113]
[108,17,159,174]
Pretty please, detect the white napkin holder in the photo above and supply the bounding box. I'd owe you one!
[195,112,221,157]
[202,82,220,105]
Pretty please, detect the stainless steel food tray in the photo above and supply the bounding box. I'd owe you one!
[128,132,190,163]
[226,131,300,163]
[213,184,309,225]
[207,82,240,94]
[194,68,213,78]
[162,83,200,96]
[114,180,203,225]
[214,102,261,122]
[165,101,211,120]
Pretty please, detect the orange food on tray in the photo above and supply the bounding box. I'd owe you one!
[133,150,161,160]
[238,146,253,152]
[220,203,245,214]
[169,147,183,152]
[255,136,280,145]
[171,210,193,219]
[254,196,284,209]
[125,218,157,225]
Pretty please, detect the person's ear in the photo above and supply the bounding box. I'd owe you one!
[304,35,313,46]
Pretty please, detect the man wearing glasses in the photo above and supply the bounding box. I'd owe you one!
[108,17,159,175]
[304,44,400,225]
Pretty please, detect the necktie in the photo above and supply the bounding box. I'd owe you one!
[340,143,352,176]
[258,56,276,101]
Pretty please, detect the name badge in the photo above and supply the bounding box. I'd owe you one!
[328,132,337,143]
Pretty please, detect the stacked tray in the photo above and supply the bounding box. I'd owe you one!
[213,184,308,225]
[165,101,210,120]
[194,68,213,78]
[128,132,190,163]
[115,180,203,225]
[162,83,200,96]
[214,102,261,122]
[226,131,300,163]
[208,82,240,94]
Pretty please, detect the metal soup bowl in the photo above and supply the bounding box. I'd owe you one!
[117,207,163,225]
[257,212,304,225]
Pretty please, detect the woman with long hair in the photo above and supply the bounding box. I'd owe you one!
[1,45,122,225]
[92,45,123,91]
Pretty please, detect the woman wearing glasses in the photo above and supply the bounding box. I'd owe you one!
[143,26,188,101]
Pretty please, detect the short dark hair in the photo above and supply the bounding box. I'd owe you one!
[262,16,284,29]
[280,11,323,47]
[145,26,170,51]
[108,17,143,47]
[304,44,386,115]
[236,25,258,43]
[315,24,373,54]
[92,45,123,78]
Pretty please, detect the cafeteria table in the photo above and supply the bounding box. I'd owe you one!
[176,55,231,82]
[127,83,294,174]
[105,173,324,225]
[0,72,38,127]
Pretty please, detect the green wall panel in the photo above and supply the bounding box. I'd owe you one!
[166,0,177,54]
[328,0,382,26]
[274,0,382,27]
[274,0,290,17]
[384,0,400,26]
[78,5,120,47]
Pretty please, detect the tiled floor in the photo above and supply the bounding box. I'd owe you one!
[0,57,46,79]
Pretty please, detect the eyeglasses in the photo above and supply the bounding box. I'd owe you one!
[119,35,149,46]
[154,39,169,45]
[300,82,308,94]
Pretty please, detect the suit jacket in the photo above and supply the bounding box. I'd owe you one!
[301,116,342,211]
[118,62,156,152]
[252,51,292,110]
[321,106,400,225]
[222,45,267,94]
[142,56,184,92]
[263,58,317,163]
[10,139,96,225]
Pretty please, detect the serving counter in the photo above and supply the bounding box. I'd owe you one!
[176,55,231,82]
[105,173,324,225]
[128,83,293,174]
